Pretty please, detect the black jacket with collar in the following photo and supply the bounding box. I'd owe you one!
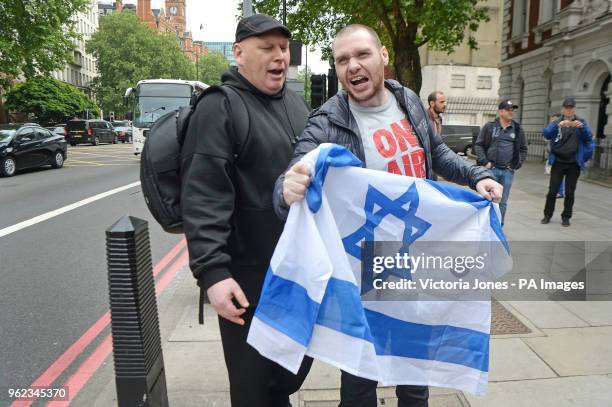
[273,80,493,220]
[180,67,309,301]
[474,118,528,170]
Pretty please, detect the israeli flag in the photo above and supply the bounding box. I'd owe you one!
[247,144,510,395]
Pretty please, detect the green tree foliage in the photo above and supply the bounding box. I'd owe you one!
[296,66,312,104]
[197,51,230,86]
[5,77,98,124]
[86,12,195,115]
[0,0,89,88]
[253,0,489,92]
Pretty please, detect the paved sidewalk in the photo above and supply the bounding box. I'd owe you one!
[84,161,612,407]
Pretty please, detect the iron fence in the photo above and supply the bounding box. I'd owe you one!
[524,132,612,183]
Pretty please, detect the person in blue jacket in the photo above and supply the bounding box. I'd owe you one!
[541,98,594,226]
[546,114,565,198]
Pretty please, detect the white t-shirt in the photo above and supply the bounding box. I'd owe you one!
[350,90,426,178]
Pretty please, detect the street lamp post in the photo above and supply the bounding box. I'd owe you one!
[195,50,199,81]
[283,0,287,25]
[152,8,161,28]
[243,0,253,17]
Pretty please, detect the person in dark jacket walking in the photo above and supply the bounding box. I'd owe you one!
[541,97,594,226]
[474,100,528,226]
[180,14,312,407]
[274,24,502,407]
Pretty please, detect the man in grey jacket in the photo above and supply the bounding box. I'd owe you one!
[274,24,502,407]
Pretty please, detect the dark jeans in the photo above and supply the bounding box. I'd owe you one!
[218,307,313,407]
[544,161,581,220]
[339,371,429,407]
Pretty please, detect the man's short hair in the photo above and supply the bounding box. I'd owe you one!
[428,91,443,105]
[333,24,382,52]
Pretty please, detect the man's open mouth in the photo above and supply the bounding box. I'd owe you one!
[268,69,284,76]
[350,75,369,86]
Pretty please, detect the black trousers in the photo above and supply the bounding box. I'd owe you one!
[544,161,581,220]
[218,308,313,407]
[339,371,429,407]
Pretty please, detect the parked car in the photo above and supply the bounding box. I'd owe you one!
[46,124,66,137]
[440,124,481,155]
[65,119,117,146]
[112,126,132,143]
[0,123,68,177]
[112,120,131,127]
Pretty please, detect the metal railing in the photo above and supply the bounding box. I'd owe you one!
[524,132,549,162]
[524,132,612,183]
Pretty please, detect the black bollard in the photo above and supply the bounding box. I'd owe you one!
[106,216,169,407]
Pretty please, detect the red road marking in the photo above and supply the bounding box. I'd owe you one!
[154,238,186,277]
[10,238,187,407]
[44,336,113,407]
[45,250,189,407]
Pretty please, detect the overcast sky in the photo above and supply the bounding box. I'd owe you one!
[118,0,329,73]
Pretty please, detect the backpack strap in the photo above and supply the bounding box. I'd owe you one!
[195,85,250,325]
[216,85,251,162]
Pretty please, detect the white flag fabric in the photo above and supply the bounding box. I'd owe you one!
[247,144,510,395]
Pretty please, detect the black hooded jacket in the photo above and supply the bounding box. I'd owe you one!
[180,67,309,303]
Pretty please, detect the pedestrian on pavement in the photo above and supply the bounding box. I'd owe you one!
[180,14,312,407]
[474,99,528,226]
[546,114,565,198]
[427,90,445,135]
[541,97,594,227]
[273,24,502,407]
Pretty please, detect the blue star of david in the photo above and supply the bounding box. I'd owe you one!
[342,183,431,295]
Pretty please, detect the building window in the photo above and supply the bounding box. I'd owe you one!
[512,0,529,36]
[539,0,559,24]
[451,74,466,88]
[477,76,493,89]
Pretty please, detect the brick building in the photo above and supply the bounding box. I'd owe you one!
[135,0,207,62]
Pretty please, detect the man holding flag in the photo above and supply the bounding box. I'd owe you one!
[273,24,503,407]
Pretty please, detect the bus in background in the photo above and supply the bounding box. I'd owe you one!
[124,79,208,155]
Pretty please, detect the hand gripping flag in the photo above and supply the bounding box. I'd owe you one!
[247,144,511,395]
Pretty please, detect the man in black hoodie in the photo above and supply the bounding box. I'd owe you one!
[180,14,312,407]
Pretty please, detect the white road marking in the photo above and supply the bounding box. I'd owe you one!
[0,181,141,238]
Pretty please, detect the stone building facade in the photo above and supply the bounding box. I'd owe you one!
[419,0,504,125]
[499,0,611,178]
[51,0,100,96]
[499,0,611,136]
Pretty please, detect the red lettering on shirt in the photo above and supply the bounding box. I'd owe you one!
[373,129,397,158]
[390,119,419,150]
[402,150,426,178]
[369,118,426,179]
[387,160,402,175]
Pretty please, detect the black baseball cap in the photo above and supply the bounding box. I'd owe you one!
[235,14,291,43]
[498,99,519,110]
[562,97,576,107]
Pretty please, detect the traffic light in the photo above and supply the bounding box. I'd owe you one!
[310,74,326,109]
[327,68,338,98]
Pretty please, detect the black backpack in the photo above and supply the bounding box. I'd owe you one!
[140,85,249,234]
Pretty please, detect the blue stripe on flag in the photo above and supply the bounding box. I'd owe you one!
[256,272,490,372]
[255,269,320,347]
[424,179,509,254]
[307,145,363,213]
[424,179,489,209]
